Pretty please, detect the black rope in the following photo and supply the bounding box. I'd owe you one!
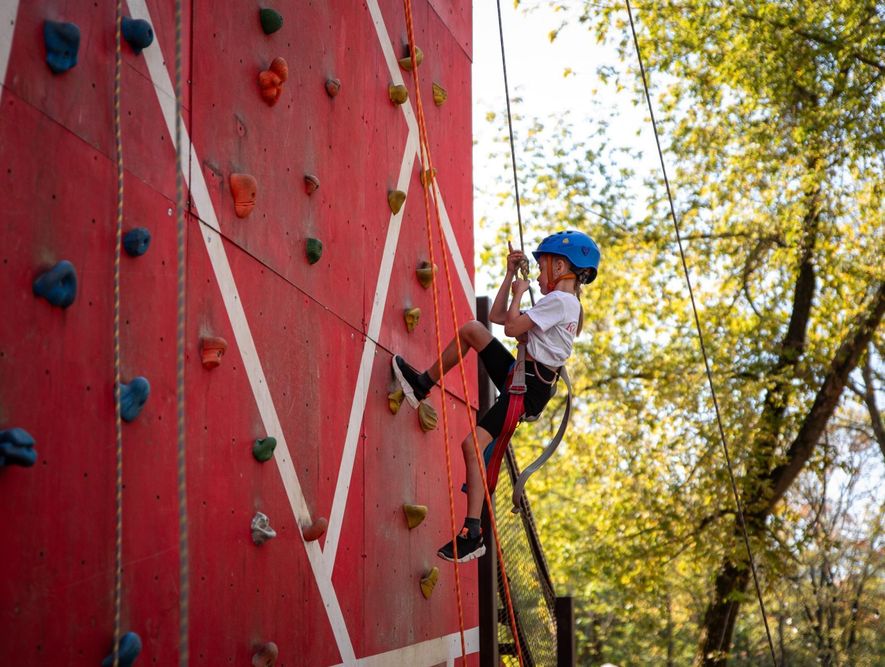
[495,0,535,305]
[623,2,778,664]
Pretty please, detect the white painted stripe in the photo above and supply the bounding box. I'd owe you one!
[366,0,475,315]
[127,0,355,661]
[0,1,21,95]
[331,627,479,667]
[323,133,418,571]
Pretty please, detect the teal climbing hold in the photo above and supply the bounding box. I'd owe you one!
[123,228,151,257]
[44,20,80,74]
[252,436,277,462]
[120,377,150,422]
[0,428,37,467]
[259,8,283,35]
[121,17,154,55]
[306,238,323,264]
[101,631,142,667]
[33,260,77,308]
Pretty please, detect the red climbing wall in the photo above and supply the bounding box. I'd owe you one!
[0,1,479,664]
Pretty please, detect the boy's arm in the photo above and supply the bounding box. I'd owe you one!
[503,280,536,338]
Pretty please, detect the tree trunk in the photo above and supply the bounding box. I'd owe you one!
[694,557,752,666]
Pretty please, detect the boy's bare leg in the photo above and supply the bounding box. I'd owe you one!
[463,426,495,519]
[426,320,493,382]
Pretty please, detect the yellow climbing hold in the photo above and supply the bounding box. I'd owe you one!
[432,82,447,106]
[420,566,439,599]
[388,190,406,214]
[419,168,437,188]
[402,504,428,529]
[404,307,421,333]
[388,84,409,105]
[415,261,437,289]
[388,388,405,415]
[398,46,424,71]
[418,401,438,432]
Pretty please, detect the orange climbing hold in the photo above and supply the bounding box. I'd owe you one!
[200,336,228,369]
[252,642,279,667]
[388,84,408,105]
[404,307,421,332]
[230,173,257,218]
[258,57,289,106]
[302,517,328,542]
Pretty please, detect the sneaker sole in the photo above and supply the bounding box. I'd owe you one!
[437,544,486,563]
[391,356,421,409]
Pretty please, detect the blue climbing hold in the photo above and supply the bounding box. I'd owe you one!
[33,260,77,308]
[120,377,150,422]
[123,228,152,257]
[43,20,80,74]
[101,631,143,667]
[0,428,37,467]
[121,17,154,55]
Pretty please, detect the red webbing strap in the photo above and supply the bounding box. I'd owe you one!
[485,391,524,493]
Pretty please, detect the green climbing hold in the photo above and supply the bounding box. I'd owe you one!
[253,436,277,462]
[306,238,323,264]
[259,8,283,35]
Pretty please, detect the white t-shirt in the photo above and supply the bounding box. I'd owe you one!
[524,291,581,367]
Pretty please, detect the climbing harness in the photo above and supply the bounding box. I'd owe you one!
[402,0,524,663]
[623,1,777,663]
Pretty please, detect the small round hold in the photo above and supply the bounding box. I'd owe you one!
[123,227,152,257]
[120,377,150,422]
[304,174,320,195]
[306,238,323,265]
[398,45,424,71]
[0,428,37,468]
[200,336,228,369]
[101,631,143,667]
[121,17,154,55]
[44,20,80,74]
[302,517,328,542]
[325,78,341,98]
[252,642,279,667]
[33,260,78,308]
[253,436,277,463]
[259,8,283,35]
[388,84,408,105]
[432,82,447,107]
[387,190,406,215]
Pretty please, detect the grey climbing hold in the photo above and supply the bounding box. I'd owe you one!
[123,228,152,257]
[0,428,37,467]
[251,512,277,545]
[120,377,150,422]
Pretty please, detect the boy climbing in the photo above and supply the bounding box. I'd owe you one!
[393,230,600,563]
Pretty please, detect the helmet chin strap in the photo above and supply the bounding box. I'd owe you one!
[543,255,576,291]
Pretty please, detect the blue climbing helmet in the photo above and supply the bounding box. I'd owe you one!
[532,230,600,284]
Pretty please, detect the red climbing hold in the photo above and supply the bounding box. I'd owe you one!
[325,78,341,98]
[200,336,227,369]
[230,173,257,218]
[258,57,289,106]
[304,174,320,195]
[302,517,328,542]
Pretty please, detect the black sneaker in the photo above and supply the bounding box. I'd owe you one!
[437,528,486,563]
[392,355,431,403]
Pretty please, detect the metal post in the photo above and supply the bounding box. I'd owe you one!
[476,296,499,667]
[556,595,575,667]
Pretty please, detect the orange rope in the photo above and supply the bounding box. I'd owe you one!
[401,2,525,665]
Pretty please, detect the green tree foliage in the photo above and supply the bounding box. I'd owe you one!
[481,1,885,664]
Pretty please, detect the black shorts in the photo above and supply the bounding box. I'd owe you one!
[476,338,559,438]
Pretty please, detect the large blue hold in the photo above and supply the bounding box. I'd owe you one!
[121,17,154,55]
[123,227,152,257]
[33,260,78,308]
[101,631,143,667]
[44,20,80,74]
[120,377,150,422]
[0,428,37,467]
